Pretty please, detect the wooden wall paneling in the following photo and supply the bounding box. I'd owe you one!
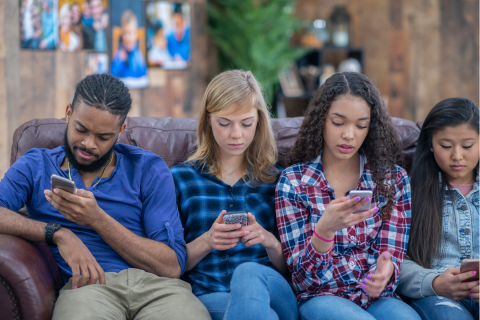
[0,0,8,178]
[439,0,479,106]
[19,50,57,123]
[55,52,85,118]
[411,0,441,122]
[142,86,168,117]
[167,71,186,118]
[129,89,143,118]
[388,0,406,118]
[5,0,20,177]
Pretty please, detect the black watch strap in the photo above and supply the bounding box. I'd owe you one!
[45,222,62,247]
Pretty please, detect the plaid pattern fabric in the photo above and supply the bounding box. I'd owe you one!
[171,161,281,296]
[275,153,411,309]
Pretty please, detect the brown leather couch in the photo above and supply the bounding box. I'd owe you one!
[0,116,420,320]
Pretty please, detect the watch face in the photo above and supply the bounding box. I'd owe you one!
[50,223,61,229]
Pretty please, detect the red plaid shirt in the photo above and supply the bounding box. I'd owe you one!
[275,153,411,308]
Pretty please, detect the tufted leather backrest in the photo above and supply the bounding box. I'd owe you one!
[10,116,420,172]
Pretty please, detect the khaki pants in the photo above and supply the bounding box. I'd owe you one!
[52,268,211,320]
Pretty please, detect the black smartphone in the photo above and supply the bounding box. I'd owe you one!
[223,211,248,226]
[51,174,77,194]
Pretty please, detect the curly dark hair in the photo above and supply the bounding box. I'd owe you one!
[289,72,402,218]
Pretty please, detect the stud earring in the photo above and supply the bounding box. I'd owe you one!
[117,138,120,142]
[430,147,433,152]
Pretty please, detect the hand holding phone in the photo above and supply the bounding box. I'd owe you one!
[51,174,77,195]
[348,190,373,213]
[460,258,479,282]
[223,211,248,227]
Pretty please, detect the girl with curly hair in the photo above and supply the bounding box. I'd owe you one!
[397,98,479,320]
[171,70,299,320]
[276,72,420,320]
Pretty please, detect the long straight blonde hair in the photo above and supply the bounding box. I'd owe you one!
[188,70,278,185]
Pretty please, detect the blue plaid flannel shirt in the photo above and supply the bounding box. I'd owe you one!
[171,161,282,296]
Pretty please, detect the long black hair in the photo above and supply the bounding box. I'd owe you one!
[289,72,402,218]
[408,97,479,268]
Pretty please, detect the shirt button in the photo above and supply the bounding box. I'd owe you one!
[224,271,228,275]
[463,228,471,234]
[349,261,355,268]
[461,205,468,210]
[165,222,170,226]
[229,204,233,208]
[350,236,355,241]
[316,258,320,262]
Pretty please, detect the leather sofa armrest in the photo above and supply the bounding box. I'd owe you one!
[0,235,62,320]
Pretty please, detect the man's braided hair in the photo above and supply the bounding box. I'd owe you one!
[71,74,132,124]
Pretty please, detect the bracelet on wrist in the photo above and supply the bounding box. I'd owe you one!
[313,229,334,242]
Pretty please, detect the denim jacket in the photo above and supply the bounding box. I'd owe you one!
[397,179,479,299]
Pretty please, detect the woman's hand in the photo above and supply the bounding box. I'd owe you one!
[470,285,479,303]
[204,210,249,251]
[315,196,378,239]
[362,251,394,297]
[240,213,277,249]
[432,268,479,301]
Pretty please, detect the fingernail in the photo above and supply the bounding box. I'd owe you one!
[245,231,249,235]
[237,224,241,228]
[54,189,59,194]
[362,278,367,284]
[471,289,473,292]
[46,196,51,201]
[472,271,477,275]
[361,284,366,290]
[469,294,472,297]
[384,253,388,258]
[355,197,361,201]
[367,274,371,280]
[347,196,350,200]
[374,208,379,212]
[365,197,370,202]
[369,214,373,218]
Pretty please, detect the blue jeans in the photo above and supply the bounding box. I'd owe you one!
[299,295,421,320]
[197,262,299,320]
[406,296,479,320]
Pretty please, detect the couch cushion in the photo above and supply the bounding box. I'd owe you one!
[10,116,419,171]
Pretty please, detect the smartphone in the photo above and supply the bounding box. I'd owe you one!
[51,174,77,195]
[349,190,373,214]
[223,211,248,226]
[460,258,479,282]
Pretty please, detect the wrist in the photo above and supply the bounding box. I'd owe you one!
[203,231,214,251]
[315,222,336,241]
[263,232,279,250]
[52,227,70,246]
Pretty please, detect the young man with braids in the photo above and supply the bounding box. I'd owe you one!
[0,74,211,320]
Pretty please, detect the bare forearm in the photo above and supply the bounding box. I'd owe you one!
[186,233,213,272]
[0,206,46,242]
[265,239,289,275]
[92,213,181,278]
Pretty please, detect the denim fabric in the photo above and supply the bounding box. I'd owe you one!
[198,262,299,320]
[407,296,479,320]
[299,295,421,320]
[433,181,479,270]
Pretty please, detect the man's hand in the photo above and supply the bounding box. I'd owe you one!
[362,251,394,297]
[54,228,106,288]
[432,268,479,301]
[44,189,106,228]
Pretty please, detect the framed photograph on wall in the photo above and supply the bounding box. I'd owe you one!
[57,0,109,52]
[20,0,58,50]
[278,64,305,97]
[145,1,191,69]
[110,3,149,88]
[85,52,109,76]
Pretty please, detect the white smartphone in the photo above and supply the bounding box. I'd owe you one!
[50,174,77,195]
[349,190,373,214]
[460,258,479,282]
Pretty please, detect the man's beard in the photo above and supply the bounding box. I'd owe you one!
[63,126,116,173]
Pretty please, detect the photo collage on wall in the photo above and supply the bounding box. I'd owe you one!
[19,0,191,89]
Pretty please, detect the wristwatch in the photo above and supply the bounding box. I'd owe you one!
[45,222,62,248]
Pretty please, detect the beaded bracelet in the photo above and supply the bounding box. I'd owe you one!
[313,229,334,242]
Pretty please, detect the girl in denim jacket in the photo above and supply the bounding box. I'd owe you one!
[397,98,479,320]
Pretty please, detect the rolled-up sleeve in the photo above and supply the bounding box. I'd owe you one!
[141,158,187,274]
